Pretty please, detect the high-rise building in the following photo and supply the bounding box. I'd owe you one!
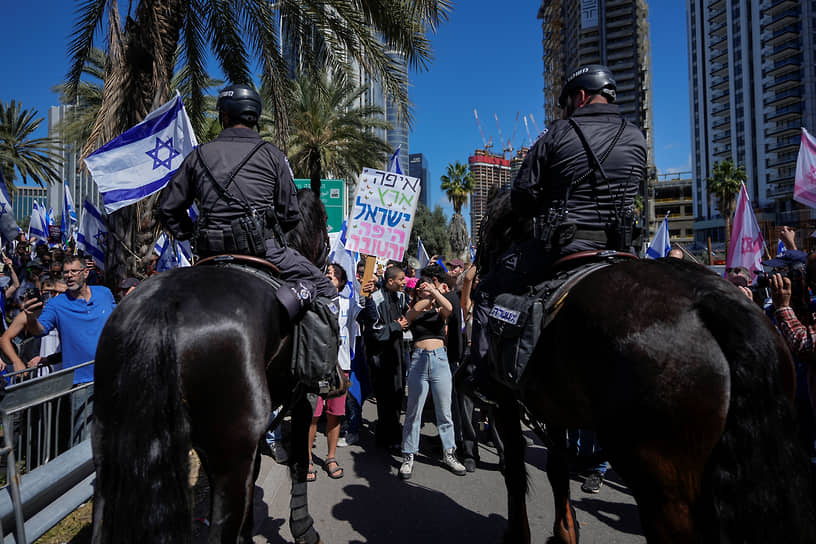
[12,185,47,223]
[48,105,103,217]
[468,149,511,243]
[409,153,431,208]
[538,0,655,170]
[688,0,816,243]
[351,48,410,172]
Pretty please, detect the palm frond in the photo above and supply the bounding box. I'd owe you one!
[66,0,109,100]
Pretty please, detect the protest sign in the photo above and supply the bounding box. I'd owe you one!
[344,167,420,262]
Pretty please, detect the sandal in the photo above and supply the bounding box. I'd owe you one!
[307,462,317,483]
[325,457,344,479]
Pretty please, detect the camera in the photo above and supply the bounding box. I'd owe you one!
[24,287,42,303]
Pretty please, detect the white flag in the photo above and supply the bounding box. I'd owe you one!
[726,183,764,274]
[84,94,198,214]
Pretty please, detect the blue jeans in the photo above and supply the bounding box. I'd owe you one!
[401,347,456,455]
[265,407,283,446]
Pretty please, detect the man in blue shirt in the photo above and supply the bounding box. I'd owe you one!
[22,255,115,444]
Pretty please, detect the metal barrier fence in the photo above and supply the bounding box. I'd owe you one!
[0,362,95,543]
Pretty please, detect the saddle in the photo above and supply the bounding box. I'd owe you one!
[487,250,636,388]
[196,254,345,399]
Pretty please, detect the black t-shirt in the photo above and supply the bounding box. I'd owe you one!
[411,309,446,342]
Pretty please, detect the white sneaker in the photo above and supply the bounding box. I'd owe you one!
[442,448,466,476]
[399,453,414,480]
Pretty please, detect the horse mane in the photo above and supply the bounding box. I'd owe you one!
[286,188,329,268]
[476,188,533,275]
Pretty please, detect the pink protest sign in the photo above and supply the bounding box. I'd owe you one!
[345,167,420,261]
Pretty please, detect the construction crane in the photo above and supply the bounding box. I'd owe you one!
[473,109,493,153]
[508,111,520,156]
[494,113,506,158]
[528,114,541,137]
[523,115,533,146]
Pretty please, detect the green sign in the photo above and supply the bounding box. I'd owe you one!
[293,179,347,234]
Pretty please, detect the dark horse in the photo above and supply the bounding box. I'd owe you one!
[477,190,816,543]
[91,189,328,544]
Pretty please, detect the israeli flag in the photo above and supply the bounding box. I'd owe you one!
[153,231,192,272]
[76,200,107,271]
[387,146,403,175]
[328,220,362,355]
[646,213,671,259]
[62,181,78,243]
[0,170,20,244]
[776,239,786,257]
[84,94,198,214]
[417,237,430,269]
[28,201,48,243]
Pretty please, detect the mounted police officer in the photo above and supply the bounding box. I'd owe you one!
[159,84,339,385]
[469,64,648,399]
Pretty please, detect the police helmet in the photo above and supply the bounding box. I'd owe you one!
[216,84,262,126]
[557,64,617,108]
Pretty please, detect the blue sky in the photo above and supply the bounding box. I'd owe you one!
[0,1,691,215]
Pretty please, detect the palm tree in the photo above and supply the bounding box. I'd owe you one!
[440,161,474,256]
[286,70,392,194]
[66,0,451,282]
[0,101,61,193]
[54,47,223,148]
[707,159,746,248]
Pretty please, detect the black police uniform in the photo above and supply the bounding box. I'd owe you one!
[158,126,335,299]
[471,101,647,378]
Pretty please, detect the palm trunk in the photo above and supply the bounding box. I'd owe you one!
[309,150,322,195]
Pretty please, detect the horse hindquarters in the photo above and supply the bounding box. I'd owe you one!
[696,298,816,543]
[92,305,192,544]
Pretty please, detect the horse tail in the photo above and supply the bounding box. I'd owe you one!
[93,296,191,543]
[696,295,816,543]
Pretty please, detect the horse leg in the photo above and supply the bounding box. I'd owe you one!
[288,392,321,544]
[494,388,531,544]
[238,449,264,543]
[546,426,579,544]
[611,450,698,543]
[206,441,261,544]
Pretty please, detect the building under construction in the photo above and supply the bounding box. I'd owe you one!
[469,149,512,244]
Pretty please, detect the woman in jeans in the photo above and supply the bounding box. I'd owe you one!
[399,265,466,479]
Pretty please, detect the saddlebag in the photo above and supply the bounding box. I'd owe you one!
[487,288,545,389]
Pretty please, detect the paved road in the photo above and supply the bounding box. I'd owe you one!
[201,401,646,544]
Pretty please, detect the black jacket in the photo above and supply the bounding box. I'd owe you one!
[158,127,301,240]
[511,103,647,232]
[363,286,408,358]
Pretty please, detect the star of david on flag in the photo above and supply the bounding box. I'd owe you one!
[84,94,197,214]
[77,200,108,271]
[725,183,765,276]
[145,137,180,170]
